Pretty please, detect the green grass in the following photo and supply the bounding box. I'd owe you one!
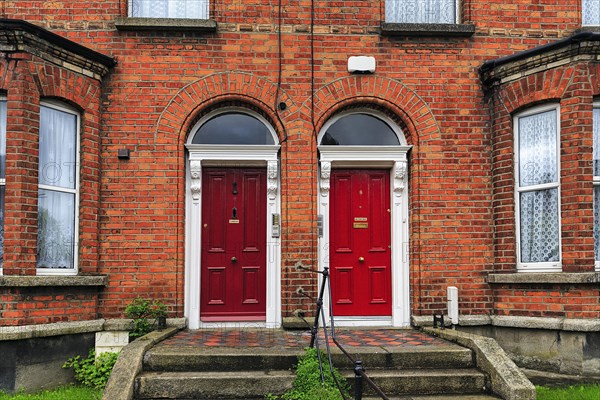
[537,384,600,400]
[0,385,102,400]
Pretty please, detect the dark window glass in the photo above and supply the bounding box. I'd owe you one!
[321,114,400,145]
[192,112,275,145]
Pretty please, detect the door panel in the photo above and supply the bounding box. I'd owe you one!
[201,168,267,320]
[330,169,392,316]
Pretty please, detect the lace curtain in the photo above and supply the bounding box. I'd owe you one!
[37,106,77,270]
[518,110,560,263]
[130,0,208,19]
[583,0,600,26]
[385,0,456,24]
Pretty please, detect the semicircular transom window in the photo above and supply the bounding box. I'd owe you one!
[192,112,275,145]
[321,113,400,145]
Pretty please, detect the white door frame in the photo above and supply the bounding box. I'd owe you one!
[184,111,281,329]
[317,113,411,327]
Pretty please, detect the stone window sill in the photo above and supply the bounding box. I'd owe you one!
[0,275,108,287]
[381,23,475,37]
[114,17,217,32]
[487,272,600,284]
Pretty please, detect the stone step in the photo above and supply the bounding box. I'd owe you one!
[135,370,294,399]
[143,345,474,372]
[135,368,487,399]
[343,369,487,396]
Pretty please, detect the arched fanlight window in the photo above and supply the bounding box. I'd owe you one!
[191,112,275,145]
[321,113,400,145]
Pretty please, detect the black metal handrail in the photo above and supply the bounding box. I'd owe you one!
[299,266,390,400]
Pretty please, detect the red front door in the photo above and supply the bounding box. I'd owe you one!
[201,168,267,321]
[330,169,392,316]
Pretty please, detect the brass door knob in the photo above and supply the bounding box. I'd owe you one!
[358,257,365,263]
[231,257,238,263]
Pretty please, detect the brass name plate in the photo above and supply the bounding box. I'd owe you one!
[354,217,367,222]
[353,222,368,229]
[229,219,240,224]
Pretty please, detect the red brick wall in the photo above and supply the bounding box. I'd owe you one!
[0,0,598,324]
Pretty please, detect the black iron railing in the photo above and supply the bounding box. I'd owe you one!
[298,266,390,400]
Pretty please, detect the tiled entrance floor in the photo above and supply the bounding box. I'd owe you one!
[157,328,451,349]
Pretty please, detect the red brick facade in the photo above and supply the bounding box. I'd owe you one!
[0,1,599,327]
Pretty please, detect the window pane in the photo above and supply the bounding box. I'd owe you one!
[39,106,77,189]
[594,107,600,176]
[0,100,6,180]
[518,110,557,187]
[583,0,600,26]
[192,112,275,145]
[385,0,456,24]
[130,0,208,19]
[594,186,600,261]
[321,114,400,146]
[37,189,75,270]
[519,188,560,263]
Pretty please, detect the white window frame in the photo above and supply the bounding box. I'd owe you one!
[36,101,80,276]
[582,0,600,27]
[385,0,460,24]
[514,104,562,272]
[0,95,6,276]
[128,0,209,19]
[593,102,600,271]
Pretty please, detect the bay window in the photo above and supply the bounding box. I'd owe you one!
[37,102,79,274]
[515,105,561,271]
[129,0,209,19]
[385,0,458,24]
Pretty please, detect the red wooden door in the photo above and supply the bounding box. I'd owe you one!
[201,168,267,321]
[330,169,392,316]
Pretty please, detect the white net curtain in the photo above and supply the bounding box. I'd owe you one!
[583,0,600,26]
[518,110,560,264]
[385,0,456,24]
[129,0,209,19]
[37,106,77,270]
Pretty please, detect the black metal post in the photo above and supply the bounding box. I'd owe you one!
[309,267,329,348]
[354,360,364,400]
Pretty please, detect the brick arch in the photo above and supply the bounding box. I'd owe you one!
[303,76,442,145]
[498,67,576,114]
[156,72,296,145]
[28,62,99,110]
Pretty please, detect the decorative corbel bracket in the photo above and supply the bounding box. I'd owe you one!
[320,161,331,197]
[267,160,278,200]
[393,158,408,197]
[190,160,202,200]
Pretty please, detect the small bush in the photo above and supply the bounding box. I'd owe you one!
[269,347,350,400]
[124,297,167,339]
[62,349,118,390]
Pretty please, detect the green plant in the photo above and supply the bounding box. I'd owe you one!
[537,384,600,400]
[268,347,350,400]
[62,349,118,390]
[0,385,102,400]
[124,297,167,339]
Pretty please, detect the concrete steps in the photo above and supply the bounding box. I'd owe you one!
[134,339,495,399]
